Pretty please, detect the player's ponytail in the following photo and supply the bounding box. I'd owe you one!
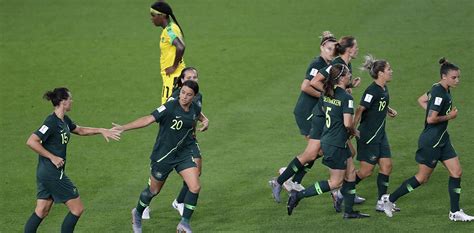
[361,54,387,79]
[333,36,355,57]
[43,87,70,106]
[439,57,459,78]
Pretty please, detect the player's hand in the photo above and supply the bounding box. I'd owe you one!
[111,123,125,132]
[448,107,458,120]
[388,107,398,118]
[50,156,64,168]
[165,66,177,76]
[101,128,121,142]
[354,129,360,138]
[352,77,361,88]
[346,88,353,94]
[198,120,209,132]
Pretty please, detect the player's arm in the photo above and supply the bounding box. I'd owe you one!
[197,112,209,132]
[309,72,325,92]
[26,134,64,168]
[418,93,429,110]
[112,115,156,132]
[72,126,121,142]
[426,108,458,124]
[301,79,322,98]
[165,37,186,75]
[353,105,366,129]
[344,113,356,137]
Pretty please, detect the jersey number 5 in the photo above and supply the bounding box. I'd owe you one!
[325,107,332,128]
[171,119,183,130]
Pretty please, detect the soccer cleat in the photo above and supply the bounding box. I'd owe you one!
[376,199,401,212]
[131,208,143,233]
[172,199,184,216]
[293,182,305,192]
[287,190,300,216]
[142,206,150,219]
[449,209,474,222]
[381,194,394,217]
[354,194,366,204]
[330,189,343,213]
[269,178,282,203]
[343,211,370,219]
[176,221,192,233]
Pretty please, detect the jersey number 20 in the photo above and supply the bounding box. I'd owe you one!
[171,119,183,130]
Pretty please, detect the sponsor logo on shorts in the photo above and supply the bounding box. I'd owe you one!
[155,172,163,179]
[370,155,377,161]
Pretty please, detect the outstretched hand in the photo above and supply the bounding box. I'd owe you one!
[101,128,121,142]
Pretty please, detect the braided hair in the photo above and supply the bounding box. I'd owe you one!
[151,1,184,36]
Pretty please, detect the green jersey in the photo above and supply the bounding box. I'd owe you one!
[358,82,389,144]
[150,99,201,162]
[318,56,352,80]
[293,56,329,117]
[169,88,203,108]
[33,113,77,181]
[321,87,354,148]
[418,83,452,148]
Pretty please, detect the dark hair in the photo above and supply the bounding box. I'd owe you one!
[151,1,184,36]
[334,36,356,56]
[439,57,459,78]
[324,64,349,98]
[320,31,337,46]
[174,67,198,88]
[361,54,387,79]
[182,80,199,95]
[43,87,70,106]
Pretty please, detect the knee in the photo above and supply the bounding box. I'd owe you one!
[70,205,84,217]
[451,168,462,178]
[415,174,430,184]
[379,163,392,175]
[357,169,372,179]
[35,207,50,218]
[188,183,201,193]
[328,179,343,190]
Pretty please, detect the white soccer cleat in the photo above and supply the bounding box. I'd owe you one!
[293,182,305,192]
[278,167,294,192]
[381,194,394,217]
[449,209,474,222]
[172,199,184,216]
[141,206,150,219]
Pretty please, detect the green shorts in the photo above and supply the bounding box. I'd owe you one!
[151,147,197,181]
[356,136,391,165]
[294,113,312,136]
[415,141,457,168]
[321,143,351,170]
[37,176,79,203]
[190,142,202,159]
[309,115,325,140]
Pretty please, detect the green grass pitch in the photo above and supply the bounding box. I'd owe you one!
[1,0,474,232]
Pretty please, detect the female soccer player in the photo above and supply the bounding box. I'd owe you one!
[150,1,187,104]
[382,58,474,221]
[24,87,121,233]
[112,81,208,233]
[353,55,399,212]
[287,64,370,219]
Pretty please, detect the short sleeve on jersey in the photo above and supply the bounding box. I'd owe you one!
[34,119,54,141]
[166,27,177,44]
[151,104,169,123]
[428,88,444,113]
[64,116,77,131]
[343,95,354,114]
[360,90,376,109]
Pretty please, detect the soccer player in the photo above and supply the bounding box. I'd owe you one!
[24,87,121,233]
[280,31,336,191]
[112,81,208,233]
[382,58,474,221]
[287,64,370,219]
[150,1,186,104]
[353,55,400,212]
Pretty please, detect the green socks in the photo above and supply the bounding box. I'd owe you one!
[61,212,80,233]
[389,176,420,203]
[297,180,330,199]
[24,212,43,233]
[377,173,389,200]
[182,191,199,221]
[277,157,304,185]
[449,176,461,212]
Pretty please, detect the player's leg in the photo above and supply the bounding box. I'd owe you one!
[24,198,53,233]
[62,197,84,233]
[341,157,369,218]
[443,156,474,221]
[177,166,200,232]
[174,157,201,216]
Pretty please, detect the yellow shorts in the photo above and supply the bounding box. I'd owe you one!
[160,67,184,104]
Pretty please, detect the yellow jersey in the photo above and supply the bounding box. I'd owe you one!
[160,22,185,72]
